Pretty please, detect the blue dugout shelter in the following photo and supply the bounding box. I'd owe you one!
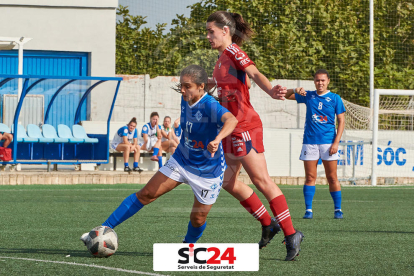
[0,74,122,165]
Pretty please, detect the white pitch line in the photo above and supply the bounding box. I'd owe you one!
[0,188,193,192]
[0,256,168,276]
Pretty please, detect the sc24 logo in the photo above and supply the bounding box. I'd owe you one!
[178,244,236,264]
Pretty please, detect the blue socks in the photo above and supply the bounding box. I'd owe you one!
[184,221,207,243]
[124,162,129,167]
[153,148,159,156]
[133,162,138,168]
[102,193,144,229]
[330,191,342,210]
[303,185,316,210]
[158,156,163,168]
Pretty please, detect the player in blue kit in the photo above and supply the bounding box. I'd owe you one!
[110,117,142,172]
[139,112,163,168]
[81,65,237,245]
[285,69,346,219]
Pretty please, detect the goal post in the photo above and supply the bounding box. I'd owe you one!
[371,89,414,186]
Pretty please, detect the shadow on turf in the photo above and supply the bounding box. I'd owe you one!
[0,248,152,258]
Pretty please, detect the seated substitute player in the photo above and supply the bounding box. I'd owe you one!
[110,117,142,172]
[0,131,13,148]
[139,112,163,168]
[160,116,178,154]
[81,64,237,245]
[285,69,346,219]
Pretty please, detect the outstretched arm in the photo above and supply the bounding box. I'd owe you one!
[285,87,307,100]
[207,113,238,157]
[244,65,287,100]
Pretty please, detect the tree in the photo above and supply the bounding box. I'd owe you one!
[116,1,414,106]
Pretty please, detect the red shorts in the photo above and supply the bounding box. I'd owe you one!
[222,127,265,157]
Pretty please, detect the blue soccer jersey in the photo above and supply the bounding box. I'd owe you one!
[174,125,182,137]
[173,93,230,178]
[141,123,161,138]
[112,126,138,145]
[296,90,346,144]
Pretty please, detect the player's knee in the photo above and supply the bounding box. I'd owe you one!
[136,189,156,204]
[305,173,317,183]
[222,177,237,192]
[190,214,206,227]
[326,174,338,185]
[250,174,272,189]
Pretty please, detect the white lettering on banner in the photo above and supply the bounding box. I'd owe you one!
[153,243,258,271]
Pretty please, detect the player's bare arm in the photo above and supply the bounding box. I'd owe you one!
[142,133,148,144]
[244,65,287,100]
[246,75,251,89]
[161,129,168,139]
[244,65,272,94]
[207,112,238,157]
[286,87,307,100]
[122,136,129,144]
[330,112,345,155]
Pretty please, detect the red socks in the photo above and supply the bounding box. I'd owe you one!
[240,192,272,226]
[269,195,296,236]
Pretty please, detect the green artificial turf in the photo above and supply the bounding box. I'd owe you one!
[0,184,413,275]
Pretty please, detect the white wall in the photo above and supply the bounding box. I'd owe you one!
[0,0,118,121]
[113,74,315,128]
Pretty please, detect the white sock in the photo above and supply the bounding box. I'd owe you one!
[335,209,342,212]
[306,209,313,212]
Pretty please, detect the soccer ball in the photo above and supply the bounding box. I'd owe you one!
[84,226,118,258]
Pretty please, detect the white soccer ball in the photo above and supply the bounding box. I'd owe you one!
[85,226,118,258]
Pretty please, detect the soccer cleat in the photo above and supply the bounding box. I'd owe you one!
[283,230,304,261]
[259,218,281,249]
[80,232,91,246]
[150,155,159,161]
[303,211,313,219]
[124,166,132,172]
[334,210,344,219]
[133,166,143,172]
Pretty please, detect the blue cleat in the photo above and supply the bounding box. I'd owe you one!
[334,210,343,219]
[303,211,313,219]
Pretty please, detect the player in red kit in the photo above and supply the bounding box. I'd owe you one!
[206,11,304,261]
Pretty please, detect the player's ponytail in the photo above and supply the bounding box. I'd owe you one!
[129,117,137,125]
[207,11,253,46]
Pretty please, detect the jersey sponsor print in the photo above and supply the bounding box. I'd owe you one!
[295,90,346,144]
[212,43,262,133]
[173,93,229,178]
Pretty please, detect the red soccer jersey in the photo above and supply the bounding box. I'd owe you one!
[212,43,262,133]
